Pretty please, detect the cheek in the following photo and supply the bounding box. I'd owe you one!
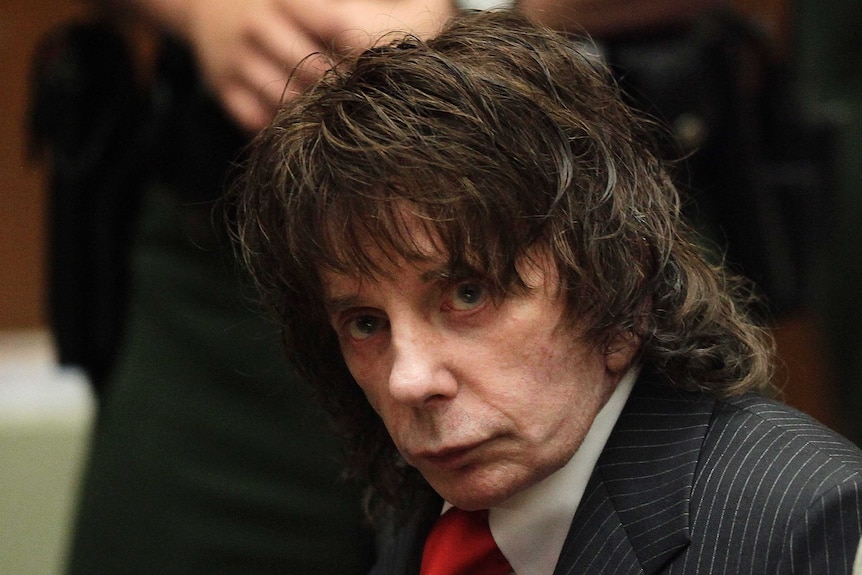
[342,357,386,413]
[348,365,411,430]
[354,375,384,412]
[512,343,606,429]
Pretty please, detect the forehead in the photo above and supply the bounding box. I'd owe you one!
[314,197,554,312]
[320,227,451,309]
[320,201,453,280]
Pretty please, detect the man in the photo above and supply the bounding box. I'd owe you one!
[233,10,862,574]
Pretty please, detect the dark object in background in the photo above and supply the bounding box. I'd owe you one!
[29,21,147,392]
[605,9,836,317]
[28,19,247,394]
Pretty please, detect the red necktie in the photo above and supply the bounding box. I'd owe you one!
[420,507,513,575]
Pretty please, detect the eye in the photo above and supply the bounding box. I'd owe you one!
[448,282,487,311]
[346,314,386,341]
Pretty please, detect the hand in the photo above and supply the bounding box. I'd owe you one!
[298,0,456,55]
[180,0,324,132]
[182,0,455,132]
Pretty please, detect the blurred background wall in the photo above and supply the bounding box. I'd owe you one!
[2,5,95,574]
[1,0,91,330]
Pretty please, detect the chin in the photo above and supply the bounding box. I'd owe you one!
[427,467,528,510]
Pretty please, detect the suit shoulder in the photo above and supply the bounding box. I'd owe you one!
[681,393,862,572]
[712,393,862,479]
[693,392,862,522]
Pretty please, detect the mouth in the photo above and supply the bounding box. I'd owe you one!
[413,441,487,470]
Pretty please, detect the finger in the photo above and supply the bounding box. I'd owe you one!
[247,10,331,87]
[220,81,275,133]
[232,46,320,112]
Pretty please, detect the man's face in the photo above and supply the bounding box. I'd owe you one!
[322,219,631,510]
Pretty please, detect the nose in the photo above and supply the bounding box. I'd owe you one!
[387,322,458,407]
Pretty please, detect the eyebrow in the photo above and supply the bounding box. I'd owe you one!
[324,294,365,316]
[420,261,481,283]
[322,262,479,316]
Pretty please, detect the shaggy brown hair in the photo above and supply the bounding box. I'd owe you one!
[230,10,774,508]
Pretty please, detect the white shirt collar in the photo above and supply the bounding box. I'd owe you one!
[486,367,637,575]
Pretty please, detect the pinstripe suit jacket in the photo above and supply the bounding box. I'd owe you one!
[369,379,862,574]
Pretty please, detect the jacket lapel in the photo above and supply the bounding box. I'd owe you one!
[554,380,716,575]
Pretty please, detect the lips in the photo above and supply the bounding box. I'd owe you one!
[413,441,487,470]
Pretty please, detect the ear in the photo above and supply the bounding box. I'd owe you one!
[604,331,641,375]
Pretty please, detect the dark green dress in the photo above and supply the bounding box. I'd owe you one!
[65,188,374,574]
